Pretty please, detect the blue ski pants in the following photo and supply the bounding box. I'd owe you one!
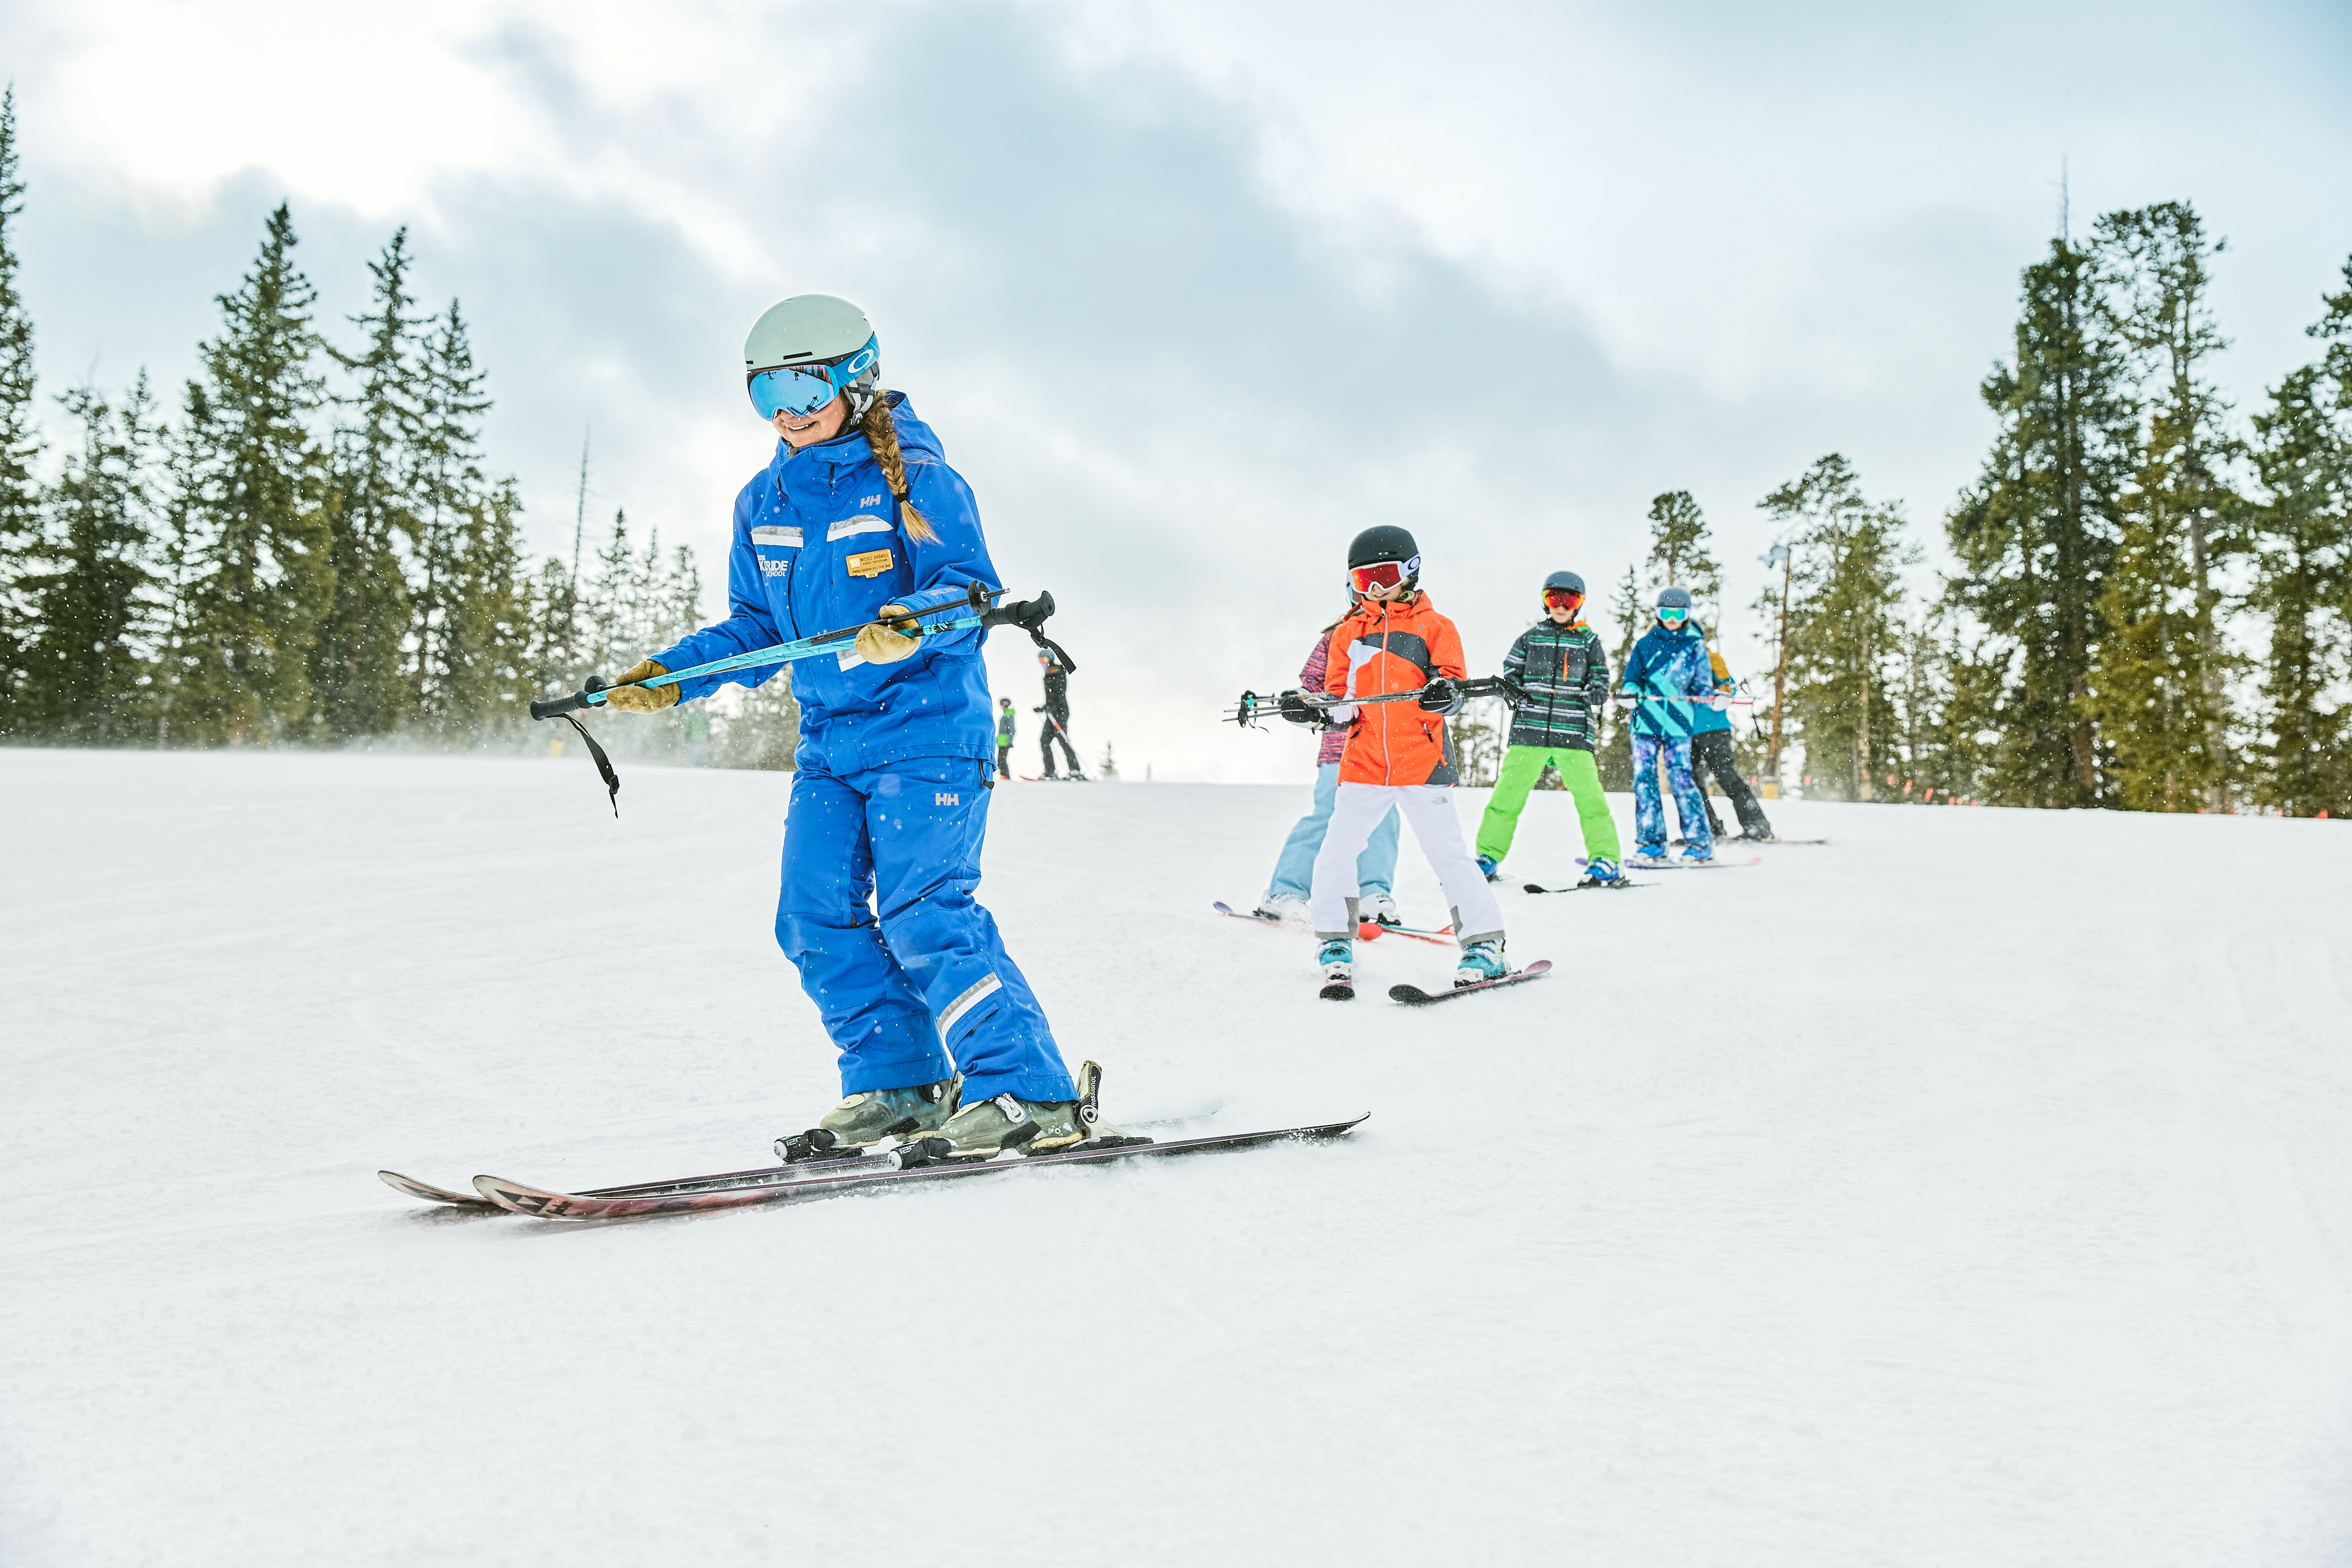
[1631,733,1712,855]
[1266,762,1399,903]
[778,756,1075,1104]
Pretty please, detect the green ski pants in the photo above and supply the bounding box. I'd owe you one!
[1475,745,1621,864]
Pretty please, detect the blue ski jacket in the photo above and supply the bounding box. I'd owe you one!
[653,394,1001,776]
[1620,623,1717,739]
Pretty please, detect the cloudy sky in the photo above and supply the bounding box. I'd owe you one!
[4,0,2347,780]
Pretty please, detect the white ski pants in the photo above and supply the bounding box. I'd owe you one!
[1310,782,1505,945]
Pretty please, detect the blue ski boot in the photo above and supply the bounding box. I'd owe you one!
[1318,937,1356,1000]
[1476,853,1501,882]
[1680,843,1714,863]
[1579,856,1625,887]
[1453,938,1508,987]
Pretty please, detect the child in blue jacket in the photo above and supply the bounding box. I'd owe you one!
[1618,586,1721,862]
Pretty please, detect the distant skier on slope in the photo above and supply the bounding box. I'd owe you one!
[1305,526,1508,997]
[1473,570,1626,889]
[995,696,1016,779]
[1687,625,1774,842]
[1619,586,1719,863]
[1257,609,1403,925]
[1034,649,1087,780]
[593,293,1114,1161]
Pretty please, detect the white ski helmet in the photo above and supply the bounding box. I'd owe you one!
[743,294,881,422]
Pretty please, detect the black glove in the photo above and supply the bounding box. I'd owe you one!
[1032,705,1044,713]
[1278,689,1321,727]
[1418,677,1465,714]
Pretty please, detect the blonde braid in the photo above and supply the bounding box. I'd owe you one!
[862,394,939,544]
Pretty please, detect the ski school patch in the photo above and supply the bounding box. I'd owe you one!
[846,548,893,578]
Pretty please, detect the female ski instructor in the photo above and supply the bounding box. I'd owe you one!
[597,294,1100,1162]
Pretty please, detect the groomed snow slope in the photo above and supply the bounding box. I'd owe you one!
[4,749,2349,1566]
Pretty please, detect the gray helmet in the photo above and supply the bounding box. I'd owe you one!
[743,294,882,420]
[1543,570,1585,597]
[1656,586,1694,611]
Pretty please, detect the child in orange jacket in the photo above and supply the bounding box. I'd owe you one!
[1305,526,1508,997]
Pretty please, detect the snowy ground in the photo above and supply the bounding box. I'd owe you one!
[4,748,2350,1566]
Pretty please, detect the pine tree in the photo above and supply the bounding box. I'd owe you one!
[18,377,161,740]
[169,204,332,744]
[311,230,421,739]
[2086,203,2242,809]
[2244,259,2352,817]
[1947,235,2139,806]
[1643,490,1722,610]
[409,298,493,721]
[1597,563,1640,790]
[1760,455,1915,801]
[0,85,43,732]
[431,476,531,741]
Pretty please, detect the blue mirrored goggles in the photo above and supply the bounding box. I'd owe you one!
[746,336,878,421]
[1658,606,1689,623]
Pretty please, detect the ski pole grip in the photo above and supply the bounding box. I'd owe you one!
[530,677,607,720]
[530,691,593,720]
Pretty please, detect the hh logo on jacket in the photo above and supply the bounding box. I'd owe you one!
[935,792,959,806]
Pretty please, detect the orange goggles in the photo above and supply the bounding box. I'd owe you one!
[1543,589,1584,613]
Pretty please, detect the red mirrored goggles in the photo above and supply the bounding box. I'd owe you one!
[1348,556,1420,594]
[1543,589,1584,613]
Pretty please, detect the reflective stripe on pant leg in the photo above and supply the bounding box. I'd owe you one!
[866,756,1074,1105]
[1556,747,1621,860]
[1397,785,1505,943]
[1310,782,1396,937]
[777,765,949,1095]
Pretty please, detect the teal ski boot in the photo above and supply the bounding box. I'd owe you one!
[1454,938,1508,987]
[1318,937,1356,1000]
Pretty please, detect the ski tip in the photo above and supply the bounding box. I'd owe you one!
[379,1169,493,1207]
[1524,959,1554,976]
[1319,983,1357,1000]
[1212,900,1237,915]
[1385,984,1434,1004]
[471,1173,581,1217]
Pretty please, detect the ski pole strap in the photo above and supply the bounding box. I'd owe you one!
[560,714,621,817]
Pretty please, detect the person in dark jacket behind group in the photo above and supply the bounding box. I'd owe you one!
[1686,627,1774,841]
[1034,650,1086,779]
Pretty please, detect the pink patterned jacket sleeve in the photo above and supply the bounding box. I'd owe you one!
[1300,634,1346,767]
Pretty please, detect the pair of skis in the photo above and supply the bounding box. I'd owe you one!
[1213,900,1455,947]
[385,1115,1367,1221]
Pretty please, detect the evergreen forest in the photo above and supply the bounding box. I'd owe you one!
[2,87,2347,812]
[1581,206,2352,818]
[0,90,798,770]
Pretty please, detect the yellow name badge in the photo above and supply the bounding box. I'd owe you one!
[846,548,894,578]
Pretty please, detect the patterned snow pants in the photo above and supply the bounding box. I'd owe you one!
[1631,734,1712,856]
